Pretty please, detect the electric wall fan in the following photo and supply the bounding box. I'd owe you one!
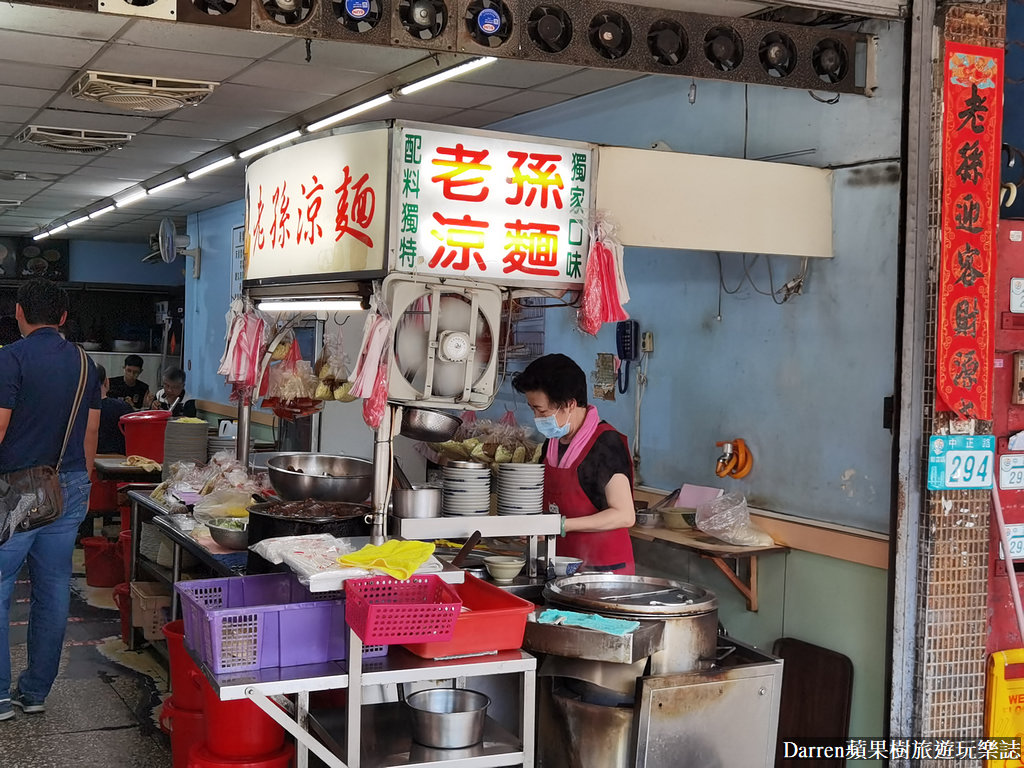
[384,274,502,409]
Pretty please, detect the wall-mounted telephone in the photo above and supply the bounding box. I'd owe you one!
[616,320,639,393]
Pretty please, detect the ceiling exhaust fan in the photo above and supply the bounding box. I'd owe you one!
[142,217,202,278]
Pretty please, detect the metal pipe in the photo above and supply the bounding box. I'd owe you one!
[992,484,1024,645]
[237,394,252,467]
[370,405,396,545]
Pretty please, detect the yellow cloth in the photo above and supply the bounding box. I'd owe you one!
[338,540,436,580]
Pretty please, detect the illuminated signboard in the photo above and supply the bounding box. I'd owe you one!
[390,123,594,289]
[243,128,390,283]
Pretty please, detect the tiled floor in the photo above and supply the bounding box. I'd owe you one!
[0,548,173,768]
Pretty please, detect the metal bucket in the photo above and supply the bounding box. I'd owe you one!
[406,688,490,749]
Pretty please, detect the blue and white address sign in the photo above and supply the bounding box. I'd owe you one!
[927,435,995,491]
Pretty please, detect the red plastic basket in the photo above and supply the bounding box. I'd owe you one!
[402,574,533,659]
[345,574,462,646]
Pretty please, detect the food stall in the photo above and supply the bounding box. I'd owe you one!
[121,119,791,768]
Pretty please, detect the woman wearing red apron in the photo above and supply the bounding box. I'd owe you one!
[513,354,635,574]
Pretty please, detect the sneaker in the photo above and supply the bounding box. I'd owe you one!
[0,699,12,721]
[10,690,44,714]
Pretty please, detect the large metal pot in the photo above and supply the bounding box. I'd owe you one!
[266,453,372,502]
[541,574,719,675]
[245,499,371,573]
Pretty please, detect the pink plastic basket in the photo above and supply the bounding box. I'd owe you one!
[175,573,347,674]
[345,575,462,646]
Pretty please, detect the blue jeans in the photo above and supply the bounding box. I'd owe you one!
[0,470,90,701]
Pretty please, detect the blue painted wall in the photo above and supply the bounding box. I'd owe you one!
[481,20,903,535]
[70,240,186,285]
[183,200,244,404]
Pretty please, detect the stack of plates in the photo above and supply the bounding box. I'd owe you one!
[208,435,255,461]
[442,461,492,516]
[162,420,210,479]
[497,463,545,515]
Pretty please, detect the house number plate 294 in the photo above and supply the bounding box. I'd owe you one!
[927,435,995,491]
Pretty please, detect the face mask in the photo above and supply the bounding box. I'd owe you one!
[535,411,570,439]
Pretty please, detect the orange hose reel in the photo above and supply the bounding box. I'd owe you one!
[715,438,753,479]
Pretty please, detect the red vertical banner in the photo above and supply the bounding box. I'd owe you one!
[936,43,1004,420]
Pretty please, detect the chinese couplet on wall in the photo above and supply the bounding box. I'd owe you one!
[244,129,390,281]
[392,125,593,288]
[936,43,1004,420]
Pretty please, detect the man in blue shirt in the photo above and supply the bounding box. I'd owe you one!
[0,279,100,720]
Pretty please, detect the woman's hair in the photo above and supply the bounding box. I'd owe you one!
[512,353,588,408]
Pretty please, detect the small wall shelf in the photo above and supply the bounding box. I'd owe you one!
[629,526,787,612]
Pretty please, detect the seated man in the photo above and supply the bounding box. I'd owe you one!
[96,365,133,455]
[151,366,197,418]
[107,354,151,409]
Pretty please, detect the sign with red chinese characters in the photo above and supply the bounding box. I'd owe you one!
[244,128,389,282]
[936,43,1004,420]
[391,123,593,288]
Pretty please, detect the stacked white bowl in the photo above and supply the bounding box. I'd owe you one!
[497,463,545,515]
[207,434,255,461]
[162,419,210,479]
[442,461,492,517]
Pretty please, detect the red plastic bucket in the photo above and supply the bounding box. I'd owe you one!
[113,582,131,645]
[163,620,204,712]
[119,529,132,584]
[88,479,118,512]
[187,743,294,768]
[161,698,206,768]
[82,536,123,588]
[119,410,172,462]
[192,670,286,759]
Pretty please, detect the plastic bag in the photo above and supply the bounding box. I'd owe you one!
[694,491,774,547]
[193,488,253,525]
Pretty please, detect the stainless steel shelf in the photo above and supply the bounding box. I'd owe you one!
[391,515,560,540]
[137,556,173,587]
[200,646,535,702]
[309,702,525,768]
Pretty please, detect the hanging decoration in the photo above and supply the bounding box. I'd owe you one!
[936,42,1004,420]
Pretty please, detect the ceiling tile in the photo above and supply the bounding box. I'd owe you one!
[377,102,462,122]
[117,17,290,59]
[142,118,260,142]
[30,107,158,132]
[0,106,42,128]
[90,41,256,83]
[459,60,582,89]
[479,89,577,114]
[271,39,431,74]
[400,82,520,109]
[0,62,77,91]
[443,108,519,128]
[0,28,106,69]
[0,5,130,39]
[0,85,56,110]
[536,68,645,94]
[199,82,330,115]
[230,60,377,96]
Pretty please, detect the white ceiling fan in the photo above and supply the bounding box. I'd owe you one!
[142,217,202,278]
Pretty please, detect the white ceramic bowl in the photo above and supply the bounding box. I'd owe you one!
[484,556,526,583]
[548,556,584,577]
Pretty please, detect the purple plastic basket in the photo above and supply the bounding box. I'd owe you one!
[175,573,347,674]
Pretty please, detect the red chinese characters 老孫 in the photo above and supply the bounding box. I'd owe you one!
[936,43,1004,420]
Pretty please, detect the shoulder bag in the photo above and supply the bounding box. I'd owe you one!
[0,347,89,544]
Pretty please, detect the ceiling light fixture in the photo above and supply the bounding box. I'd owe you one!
[32,231,49,241]
[149,177,186,195]
[307,94,395,133]
[116,190,148,208]
[187,156,236,179]
[67,215,90,228]
[256,298,365,313]
[89,205,116,219]
[49,224,68,234]
[397,57,497,97]
[239,130,303,159]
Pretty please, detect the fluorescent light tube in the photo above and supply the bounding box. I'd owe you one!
[89,205,116,219]
[32,232,49,241]
[307,94,394,133]
[188,156,236,179]
[239,131,302,159]
[49,224,68,234]
[150,177,186,195]
[67,215,90,228]
[116,191,148,208]
[398,57,496,97]
[257,298,364,313]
